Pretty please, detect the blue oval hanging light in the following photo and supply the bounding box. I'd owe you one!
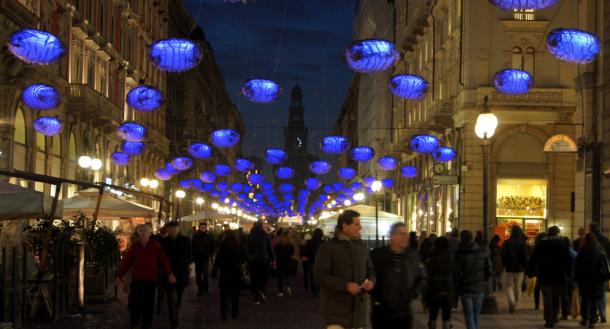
[305,178,321,191]
[363,176,376,187]
[332,182,345,192]
[276,167,295,180]
[493,69,533,95]
[278,184,295,194]
[350,181,363,190]
[179,179,193,189]
[309,161,332,175]
[155,168,173,181]
[126,85,164,112]
[234,158,254,173]
[388,74,429,100]
[117,122,147,142]
[215,164,232,176]
[349,146,375,162]
[265,148,288,165]
[188,142,212,159]
[400,166,417,178]
[410,134,440,154]
[241,79,281,104]
[171,157,193,171]
[337,167,357,180]
[200,171,216,183]
[211,129,241,148]
[21,84,61,110]
[382,178,395,189]
[164,162,180,175]
[230,182,243,193]
[110,152,130,166]
[149,38,203,72]
[8,29,66,65]
[432,146,457,162]
[344,39,399,73]
[320,136,350,154]
[122,141,145,156]
[489,0,559,11]
[216,182,229,192]
[377,156,398,171]
[248,173,265,185]
[546,28,600,64]
[33,116,62,136]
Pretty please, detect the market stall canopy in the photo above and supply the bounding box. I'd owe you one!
[318,204,404,239]
[0,181,62,220]
[180,209,229,222]
[62,188,155,219]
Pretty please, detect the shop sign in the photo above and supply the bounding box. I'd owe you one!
[433,175,458,185]
[543,134,577,153]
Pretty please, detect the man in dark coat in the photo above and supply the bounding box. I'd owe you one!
[501,225,528,313]
[589,222,610,323]
[192,222,216,295]
[314,210,375,329]
[160,222,192,329]
[528,226,572,328]
[370,222,426,329]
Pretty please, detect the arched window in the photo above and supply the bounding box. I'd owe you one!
[36,128,45,151]
[69,133,77,161]
[88,60,95,88]
[51,135,61,156]
[14,108,26,145]
[524,47,535,77]
[512,47,523,69]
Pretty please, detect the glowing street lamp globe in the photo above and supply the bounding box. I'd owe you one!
[196,197,205,205]
[149,179,159,189]
[78,155,92,168]
[175,189,186,199]
[371,180,383,192]
[140,178,150,187]
[90,158,103,171]
[475,97,498,140]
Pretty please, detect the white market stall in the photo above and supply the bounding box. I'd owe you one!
[318,204,404,241]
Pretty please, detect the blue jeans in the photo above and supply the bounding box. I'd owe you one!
[462,293,485,329]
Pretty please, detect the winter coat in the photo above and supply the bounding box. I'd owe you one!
[592,231,610,256]
[370,246,426,318]
[248,230,275,263]
[314,232,376,328]
[501,237,528,273]
[426,250,456,304]
[159,235,192,287]
[275,243,295,275]
[527,235,572,285]
[490,244,503,275]
[574,245,608,299]
[454,241,492,295]
[191,231,216,262]
[212,239,247,290]
[419,238,434,264]
[302,237,324,264]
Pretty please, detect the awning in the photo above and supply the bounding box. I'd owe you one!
[0,181,62,220]
[180,209,229,222]
[62,188,155,219]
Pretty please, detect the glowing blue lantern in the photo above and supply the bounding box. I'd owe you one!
[203,183,214,192]
[546,28,600,64]
[323,185,334,194]
[150,38,203,72]
[200,171,216,183]
[382,178,395,189]
[21,84,60,110]
[249,173,264,185]
[230,183,243,193]
[126,86,164,112]
[122,141,145,156]
[188,142,212,159]
[310,161,332,175]
[332,182,345,192]
[349,146,375,162]
[432,146,457,162]
[8,29,65,65]
[305,178,321,191]
[489,0,559,10]
[410,134,440,154]
[320,136,350,154]
[33,116,62,136]
[363,176,376,187]
[117,122,147,142]
[164,163,180,175]
[338,167,357,180]
[350,182,363,190]
[388,74,429,100]
[241,79,281,104]
[377,156,398,171]
[179,180,193,189]
[171,157,193,171]
[110,152,130,166]
[211,129,241,148]
[215,164,232,176]
[234,158,254,173]
[344,39,398,73]
[265,148,287,165]
[400,166,417,178]
[216,182,229,192]
[276,167,295,180]
[278,184,295,194]
[155,168,173,181]
[493,69,532,95]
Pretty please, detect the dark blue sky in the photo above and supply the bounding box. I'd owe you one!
[185,0,356,159]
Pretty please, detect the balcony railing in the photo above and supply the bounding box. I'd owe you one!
[67,84,122,124]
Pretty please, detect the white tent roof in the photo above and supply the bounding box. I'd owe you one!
[179,209,228,222]
[319,204,403,222]
[62,188,155,219]
[318,204,404,238]
[0,182,62,220]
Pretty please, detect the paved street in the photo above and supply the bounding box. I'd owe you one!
[27,274,610,329]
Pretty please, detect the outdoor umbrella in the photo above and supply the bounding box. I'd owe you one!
[62,188,155,219]
[0,181,62,220]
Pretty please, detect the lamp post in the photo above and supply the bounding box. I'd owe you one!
[475,95,498,314]
[175,189,186,221]
[371,180,383,247]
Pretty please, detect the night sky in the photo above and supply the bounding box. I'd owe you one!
[184,0,357,159]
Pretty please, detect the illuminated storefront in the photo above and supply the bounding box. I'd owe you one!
[495,178,547,240]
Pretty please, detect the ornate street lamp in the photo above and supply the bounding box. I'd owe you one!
[475,95,499,314]
[175,189,186,221]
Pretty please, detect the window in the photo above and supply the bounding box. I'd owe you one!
[36,129,45,151]
[513,9,535,21]
[524,47,535,76]
[69,133,77,161]
[88,59,95,88]
[51,135,61,156]
[512,47,523,69]
[14,108,26,144]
